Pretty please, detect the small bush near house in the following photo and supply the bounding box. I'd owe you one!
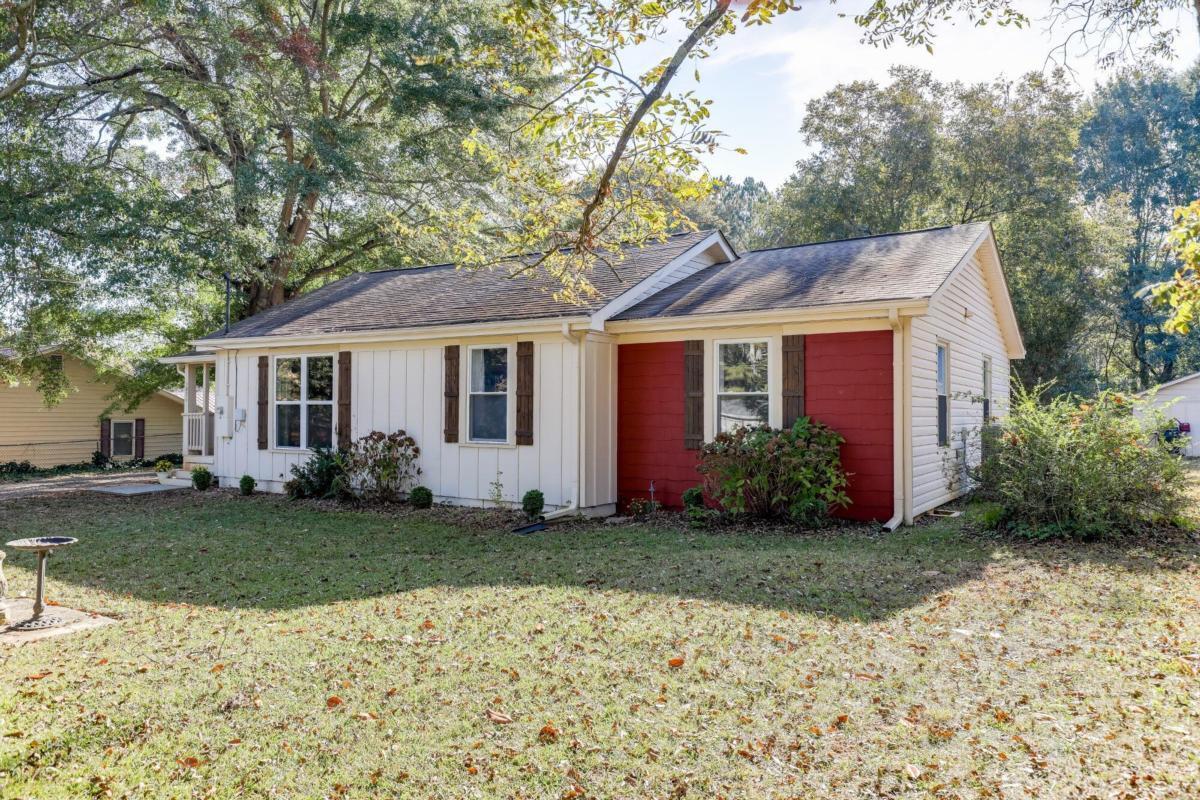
[191,466,213,491]
[626,497,659,518]
[343,430,421,502]
[409,485,433,509]
[91,450,110,468]
[286,448,350,500]
[973,384,1188,538]
[157,453,184,466]
[0,460,35,476]
[681,486,704,509]
[696,418,850,526]
[521,489,545,520]
[239,475,256,496]
[154,459,174,474]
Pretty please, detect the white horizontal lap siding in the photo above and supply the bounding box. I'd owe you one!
[1140,376,1200,457]
[213,337,580,507]
[910,254,1012,516]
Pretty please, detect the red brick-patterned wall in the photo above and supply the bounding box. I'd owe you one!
[804,331,894,521]
[616,332,894,521]
[617,341,699,510]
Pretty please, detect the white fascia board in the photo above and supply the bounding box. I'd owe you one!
[929,225,1025,360]
[588,231,737,331]
[604,298,929,334]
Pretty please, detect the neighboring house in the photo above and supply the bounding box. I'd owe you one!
[163,223,1023,525]
[1138,372,1200,457]
[0,350,184,468]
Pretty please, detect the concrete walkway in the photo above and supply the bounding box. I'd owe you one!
[0,470,159,501]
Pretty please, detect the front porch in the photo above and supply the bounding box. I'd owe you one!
[162,352,217,468]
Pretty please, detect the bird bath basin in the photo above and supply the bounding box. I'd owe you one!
[5,536,78,631]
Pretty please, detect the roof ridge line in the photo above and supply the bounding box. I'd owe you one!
[743,224,969,255]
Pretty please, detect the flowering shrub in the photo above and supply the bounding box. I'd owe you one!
[344,430,422,503]
[973,385,1188,538]
[696,418,850,525]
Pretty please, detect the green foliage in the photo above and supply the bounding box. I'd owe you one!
[154,459,174,474]
[0,460,35,476]
[409,485,434,509]
[521,489,545,520]
[1152,200,1200,335]
[681,486,705,510]
[239,475,256,496]
[973,384,1188,538]
[285,448,350,501]
[696,418,850,525]
[625,497,660,518]
[343,430,422,503]
[91,450,109,468]
[191,466,213,492]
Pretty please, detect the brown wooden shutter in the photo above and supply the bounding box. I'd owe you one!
[516,341,534,445]
[782,334,806,428]
[443,345,459,443]
[99,418,111,457]
[683,340,704,450]
[257,355,269,450]
[134,418,145,460]
[337,351,352,449]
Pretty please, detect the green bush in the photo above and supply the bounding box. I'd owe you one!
[191,466,213,491]
[154,459,174,474]
[521,489,545,519]
[681,486,704,509]
[409,485,433,509]
[343,430,422,502]
[696,418,850,525]
[973,384,1188,538]
[286,448,350,500]
[239,474,256,496]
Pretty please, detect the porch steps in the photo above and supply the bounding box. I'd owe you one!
[159,469,194,488]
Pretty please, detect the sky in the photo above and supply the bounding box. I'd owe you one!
[636,2,1200,188]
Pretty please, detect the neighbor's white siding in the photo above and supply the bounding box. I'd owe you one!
[910,253,1012,515]
[210,333,607,511]
[1140,376,1200,457]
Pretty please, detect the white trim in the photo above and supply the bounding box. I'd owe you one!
[1135,370,1200,397]
[936,340,951,448]
[588,231,737,330]
[713,338,772,434]
[464,343,517,446]
[271,353,337,451]
[110,419,136,458]
[929,225,1025,360]
[605,299,929,335]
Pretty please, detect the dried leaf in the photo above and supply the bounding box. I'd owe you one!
[326,696,344,709]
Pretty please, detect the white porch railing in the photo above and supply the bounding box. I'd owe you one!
[184,412,211,456]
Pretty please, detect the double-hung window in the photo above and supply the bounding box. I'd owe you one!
[716,340,770,433]
[274,355,334,449]
[111,420,135,458]
[936,343,950,447]
[468,346,510,443]
[982,357,992,422]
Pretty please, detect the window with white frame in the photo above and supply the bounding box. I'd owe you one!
[716,340,770,433]
[274,355,334,449]
[111,420,135,458]
[469,346,510,442]
[936,343,950,447]
[982,357,992,422]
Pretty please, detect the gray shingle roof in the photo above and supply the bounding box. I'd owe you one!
[612,223,990,321]
[203,231,715,340]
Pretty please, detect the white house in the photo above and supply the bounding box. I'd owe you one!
[163,223,1024,527]
[1139,371,1200,457]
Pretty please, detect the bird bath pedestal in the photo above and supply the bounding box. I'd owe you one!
[4,537,78,631]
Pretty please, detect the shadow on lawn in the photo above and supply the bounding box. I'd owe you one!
[1,491,1195,621]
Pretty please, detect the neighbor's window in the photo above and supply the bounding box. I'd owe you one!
[111,420,134,458]
[717,340,770,433]
[937,343,950,447]
[274,355,334,449]
[982,357,992,422]
[469,346,509,442]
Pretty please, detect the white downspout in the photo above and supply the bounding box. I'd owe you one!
[883,307,906,532]
[542,321,584,521]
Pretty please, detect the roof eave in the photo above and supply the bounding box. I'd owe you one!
[604,298,930,334]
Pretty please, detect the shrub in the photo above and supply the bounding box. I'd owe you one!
[239,475,256,496]
[696,418,850,525]
[0,460,35,476]
[409,485,433,509]
[681,486,704,509]
[626,497,659,518]
[343,430,421,502]
[287,448,350,500]
[522,489,545,520]
[91,450,110,468]
[973,384,1188,538]
[191,466,213,491]
[154,459,174,474]
[157,452,184,466]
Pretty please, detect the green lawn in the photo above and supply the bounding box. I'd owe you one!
[1,491,1198,799]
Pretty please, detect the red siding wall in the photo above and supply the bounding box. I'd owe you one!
[804,331,894,521]
[617,342,699,509]
[616,332,894,521]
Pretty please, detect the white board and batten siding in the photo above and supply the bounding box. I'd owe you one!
[910,251,1013,516]
[211,333,617,512]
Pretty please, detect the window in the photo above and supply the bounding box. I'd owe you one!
[982,357,992,422]
[717,340,770,433]
[274,355,334,449]
[111,420,134,458]
[469,346,509,442]
[937,343,950,447]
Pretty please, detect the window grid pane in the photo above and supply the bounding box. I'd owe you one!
[717,394,769,433]
[471,347,508,393]
[307,356,334,402]
[469,395,508,441]
[276,404,301,448]
[112,422,134,457]
[307,404,333,449]
[276,358,301,401]
[719,342,769,393]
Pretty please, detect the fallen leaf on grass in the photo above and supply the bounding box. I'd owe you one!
[326,696,343,709]
[904,764,922,780]
[210,663,225,674]
[668,656,685,669]
[486,709,513,724]
[177,756,203,769]
[539,722,560,743]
